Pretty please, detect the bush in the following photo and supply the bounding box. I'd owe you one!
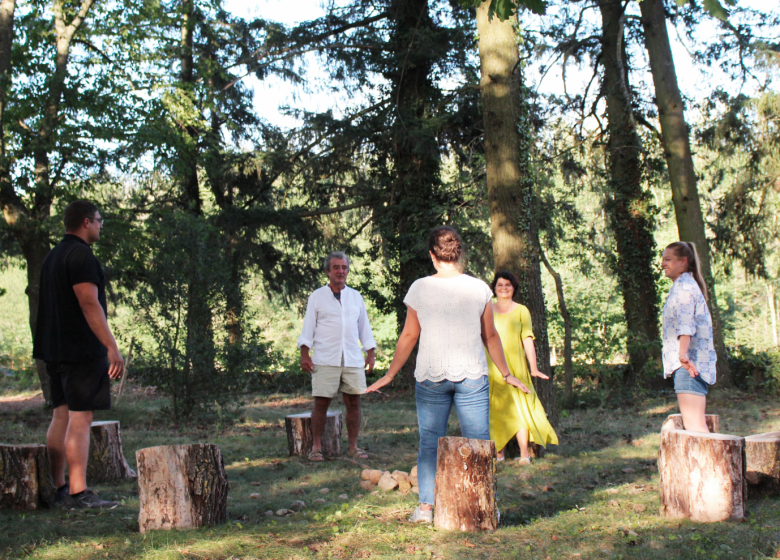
[729,346,780,394]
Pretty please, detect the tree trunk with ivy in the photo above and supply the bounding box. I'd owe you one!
[475,6,556,425]
[639,0,731,385]
[598,0,660,384]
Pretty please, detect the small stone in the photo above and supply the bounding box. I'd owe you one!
[318,488,330,494]
[391,470,409,480]
[263,510,274,516]
[355,494,363,499]
[633,504,647,513]
[276,509,290,516]
[361,469,373,481]
[291,488,306,496]
[359,480,376,491]
[411,486,419,494]
[337,494,348,500]
[410,465,418,478]
[409,474,418,487]
[360,463,371,469]
[521,492,536,499]
[621,467,636,474]
[368,470,384,485]
[290,500,306,511]
[542,485,554,492]
[378,472,399,491]
[398,480,412,493]
[607,488,619,494]
[609,500,619,508]
[313,498,326,504]
[370,490,379,495]
[249,493,262,499]
[250,481,261,486]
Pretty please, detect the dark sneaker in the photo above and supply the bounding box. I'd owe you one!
[63,488,120,509]
[53,483,70,505]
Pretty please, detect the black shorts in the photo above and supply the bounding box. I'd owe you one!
[47,357,111,411]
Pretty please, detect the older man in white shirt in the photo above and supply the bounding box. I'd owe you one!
[298,252,376,461]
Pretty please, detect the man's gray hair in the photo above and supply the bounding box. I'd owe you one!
[324,251,350,271]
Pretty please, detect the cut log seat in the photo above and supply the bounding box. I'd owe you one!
[433,437,497,532]
[285,411,342,457]
[745,431,780,496]
[659,429,745,522]
[661,413,719,433]
[0,444,55,510]
[87,421,136,483]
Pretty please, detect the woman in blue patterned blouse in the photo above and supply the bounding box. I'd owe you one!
[661,241,717,432]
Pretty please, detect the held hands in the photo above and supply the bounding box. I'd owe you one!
[365,374,393,393]
[505,375,530,393]
[680,355,699,378]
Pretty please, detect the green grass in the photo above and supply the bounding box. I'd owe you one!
[1,387,780,559]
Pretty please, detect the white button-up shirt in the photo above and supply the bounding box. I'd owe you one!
[297,285,376,367]
[661,272,717,384]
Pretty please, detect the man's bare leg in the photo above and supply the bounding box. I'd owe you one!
[677,394,709,433]
[343,393,361,453]
[47,405,70,488]
[65,410,93,494]
[311,397,332,454]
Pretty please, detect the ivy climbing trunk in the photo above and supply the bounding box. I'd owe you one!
[383,0,443,382]
[475,5,556,425]
[639,0,731,385]
[598,0,660,383]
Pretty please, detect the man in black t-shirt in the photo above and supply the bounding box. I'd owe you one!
[33,200,124,509]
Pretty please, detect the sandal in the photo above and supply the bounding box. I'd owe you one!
[350,448,369,460]
[515,456,532,465]
[308,449,324,462]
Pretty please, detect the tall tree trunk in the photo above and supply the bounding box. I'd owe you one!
[384,0,442,382]
[475,6,556,425]
[598,0,660,384]
[540,249,573,404]
[639,0,731,385]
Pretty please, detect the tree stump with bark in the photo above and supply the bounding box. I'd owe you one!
[285,411,342,457]
[0,444,55,510]
[87,421,136,483]
[136,444,228,533]
[658,429,745,522]
[745,431,780,496]
[433,437,497,532]
[661,413,719,433]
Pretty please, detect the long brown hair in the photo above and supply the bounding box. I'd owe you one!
[666,241,708,301]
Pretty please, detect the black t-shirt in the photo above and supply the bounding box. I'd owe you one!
[33,234,108,363]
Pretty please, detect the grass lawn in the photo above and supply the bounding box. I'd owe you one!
[1,385,779,559]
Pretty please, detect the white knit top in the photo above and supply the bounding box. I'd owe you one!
[403,274,493,383]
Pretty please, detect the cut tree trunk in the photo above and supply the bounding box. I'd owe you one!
[745,431,780,496]
[285,410,342,457]
[661,414,719,433]
[433,436,497,532]
[658,429,745,522]
[87,421,136,483]
[136,444,228,533]
[0,443,55,510]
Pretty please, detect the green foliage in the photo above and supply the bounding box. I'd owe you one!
[459,0,546,21]
[728,347,780,394]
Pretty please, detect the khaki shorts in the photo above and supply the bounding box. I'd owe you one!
[312,364,366,398]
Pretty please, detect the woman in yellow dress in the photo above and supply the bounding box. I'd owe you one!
[486,271,558,462]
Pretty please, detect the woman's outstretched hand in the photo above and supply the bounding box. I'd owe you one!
[365,374,394,393]
[530,369,549,379]
[505,375,530,393]
[680,356,699,377]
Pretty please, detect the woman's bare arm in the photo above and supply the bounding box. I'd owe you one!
[365,306,421,392]
[481,303,529,393]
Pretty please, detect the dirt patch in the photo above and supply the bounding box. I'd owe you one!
[0,392,45,414]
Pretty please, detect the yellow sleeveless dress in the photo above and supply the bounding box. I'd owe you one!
[486,304,558,451]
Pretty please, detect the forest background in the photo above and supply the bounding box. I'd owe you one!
[0,0,779,421]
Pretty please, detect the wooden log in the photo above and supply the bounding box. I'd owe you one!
[661,413,719,433]
[745,431,780,496]
[502,438,545,459]
[136,444,228,533]
[433,437,497,532]
[285,411,342,457]
[87,421,136,483]
[0,444,55,510]
[658,429,745,522]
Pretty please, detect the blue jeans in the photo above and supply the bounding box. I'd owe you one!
[415,375,490,506]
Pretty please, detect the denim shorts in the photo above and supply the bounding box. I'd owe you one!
[673,366,709,396]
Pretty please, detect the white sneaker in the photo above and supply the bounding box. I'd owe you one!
[409,506,433,523]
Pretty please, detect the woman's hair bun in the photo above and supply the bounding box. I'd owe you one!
[428,226,463,263]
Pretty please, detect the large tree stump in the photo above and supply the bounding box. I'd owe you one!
[285,411,342,457]
[136,444,228,533]
[659,429,745,522]
[433,437,497,532]
[87,421,136,483]
[0,444,55,510]
[745,431,780,496]
[661,413,719,433]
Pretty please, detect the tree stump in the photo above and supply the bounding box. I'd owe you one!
[745,431,780,496]
[87,421,136,483]
[285,411,342,457]
[0,444,55,510]
[658,429,745,522]
[136,444,228,533]
[433,437,497,532]
[502,439,545,459]
[661,413,719,433]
